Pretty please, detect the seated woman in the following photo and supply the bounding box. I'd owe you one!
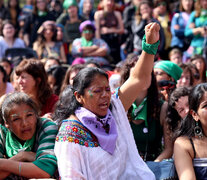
[15,59,59,116]
[54,23,160,179]
[174,83,207,179]
[71,20,110,66]
[0,92,58,179]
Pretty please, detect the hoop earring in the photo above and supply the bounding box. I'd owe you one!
[194,121,203,138]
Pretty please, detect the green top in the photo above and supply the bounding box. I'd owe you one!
[0,118,58,176]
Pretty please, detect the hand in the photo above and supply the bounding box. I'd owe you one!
[11,151,36,162]
[174,24,180,30]
[145,22,160,44]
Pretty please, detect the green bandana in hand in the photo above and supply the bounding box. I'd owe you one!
[6,131,35,158]
[81,37,93,47]
[38,10,47,17]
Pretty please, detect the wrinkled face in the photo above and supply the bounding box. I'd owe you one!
[201,0,207,9]
[175,96,189,119]
[5,103,37,141]
[177,70,191,87]
[140,3,152,16]
[0,61,12,76]
[182,0,193,12]
[170,53,182,65]
[17,72,37,96]
[77,74,111,117]
[2,23,15,38]
[192,91,207,129]
[154,68,171,82]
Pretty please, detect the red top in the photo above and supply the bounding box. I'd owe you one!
[41,94,59,116]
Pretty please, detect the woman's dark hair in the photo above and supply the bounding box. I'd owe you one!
[1,20,17,38]
[15,58,52,109]
[190,54,206,83]
[135,0,153,24]
[167,86,191,136]
[179,63,194,86]
[120,54,160,123]
[0,58,12,76]
[47,65,66,95]
[53,67,108,127]
[60,64,85,93]
[175,83,207,138]
[0,65,7,83]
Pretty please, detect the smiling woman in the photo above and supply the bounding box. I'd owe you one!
[0,92,58,179]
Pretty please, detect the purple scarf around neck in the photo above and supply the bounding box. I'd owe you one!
[75,107,118,154]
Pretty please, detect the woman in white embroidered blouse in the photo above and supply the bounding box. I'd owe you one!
[54,22,160,179]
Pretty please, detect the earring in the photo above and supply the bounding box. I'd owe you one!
[194,121,203,138]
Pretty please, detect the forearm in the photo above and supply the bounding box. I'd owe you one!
[82,47,98,55]
[86,48,107,57]
[154,148,173,162]
[0,159,50,178]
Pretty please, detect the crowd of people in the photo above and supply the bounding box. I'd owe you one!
[0,0,207,179]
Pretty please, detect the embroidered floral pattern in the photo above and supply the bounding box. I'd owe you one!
[56,120,99,148]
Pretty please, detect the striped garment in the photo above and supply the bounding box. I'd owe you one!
[0,118,58,177]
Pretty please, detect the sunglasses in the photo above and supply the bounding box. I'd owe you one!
[83,30,93,34]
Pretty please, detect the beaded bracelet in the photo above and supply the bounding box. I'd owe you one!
[142,34,160,55]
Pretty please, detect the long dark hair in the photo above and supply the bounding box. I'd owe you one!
[120,55,160,122]
[53,67,108,127]
[167,87,191,135]
[175,83,207,138]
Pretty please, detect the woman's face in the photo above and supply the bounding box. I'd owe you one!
[140,3,152,17]
[43,25,54,40]
[67,6,78,18]
[17,72,37,96]
[177,70,191,87]
[36,0,46,11]
[56,27,63,41]
[200,0,207,9]
[103,0,114,11]
[69,70,79,85]
[9,0,17,7]
[192,91,207,131]
[192,59,205,76]
[182,0,193,12]
[154,68,171,82]
[2,23,15,38]
[5,103,37,141]
[174,96,189,119]
[157,1,167,15]
[48,74,56,90]
[83,0,92,14]
[78,74,111,117]
[0,61,11,76]
[82,28,94,41]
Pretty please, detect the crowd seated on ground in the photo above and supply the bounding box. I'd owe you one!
[0,0,207,179]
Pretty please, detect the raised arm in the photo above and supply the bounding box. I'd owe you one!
[119,22,160,111]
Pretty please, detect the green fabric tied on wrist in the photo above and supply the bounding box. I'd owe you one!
[142,34,160,55]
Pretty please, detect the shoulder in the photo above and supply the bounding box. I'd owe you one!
[39,118,58,134]
[56,119,99,148]
[174,136,193,151]
[94,10,103,18]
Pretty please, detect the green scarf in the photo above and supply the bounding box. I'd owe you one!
[6,131,35,158]
[38,10,47,17]
[81,37,93,47]
[131,97,148,127]
[200,9,207,23]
